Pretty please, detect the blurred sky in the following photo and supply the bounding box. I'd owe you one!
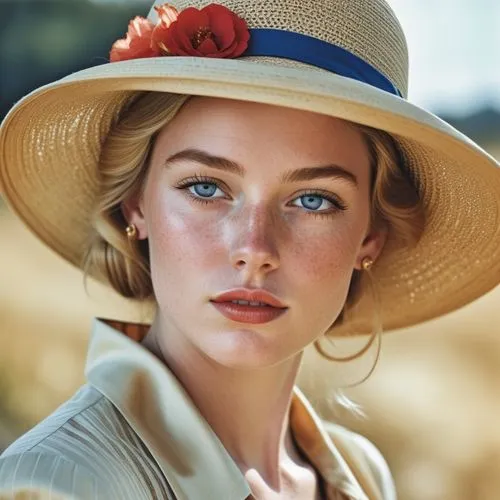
[389,0,500,114]
[91,0,500,115]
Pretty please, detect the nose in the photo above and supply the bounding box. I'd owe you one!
[228,205,280,280]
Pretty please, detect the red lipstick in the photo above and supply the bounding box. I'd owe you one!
[210,288,288,324]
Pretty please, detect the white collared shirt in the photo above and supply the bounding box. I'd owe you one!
[0,319,396,500]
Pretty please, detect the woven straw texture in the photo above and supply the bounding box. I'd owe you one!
[1,0,499,336]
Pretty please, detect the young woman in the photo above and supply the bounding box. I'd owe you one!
[0,0,499,499]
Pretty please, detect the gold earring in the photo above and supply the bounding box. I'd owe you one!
[125,224,138,240]
[361,256,374,271]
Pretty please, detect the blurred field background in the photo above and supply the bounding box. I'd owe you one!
[1,1,500,499]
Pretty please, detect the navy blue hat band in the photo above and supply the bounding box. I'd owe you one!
[243,28,402,98]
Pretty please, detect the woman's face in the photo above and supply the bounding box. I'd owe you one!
[128,97,385,368]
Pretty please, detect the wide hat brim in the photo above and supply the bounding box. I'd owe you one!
[1,56,500,336]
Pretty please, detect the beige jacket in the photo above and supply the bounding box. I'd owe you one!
[0,320,396,500]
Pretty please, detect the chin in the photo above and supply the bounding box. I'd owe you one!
[199,328,291,369]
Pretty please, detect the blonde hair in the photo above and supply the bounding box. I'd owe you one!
[84,92,190,299]
[84,91,424,322]
[331,121,424,329]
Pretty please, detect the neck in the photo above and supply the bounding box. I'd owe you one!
[142,314,306,489]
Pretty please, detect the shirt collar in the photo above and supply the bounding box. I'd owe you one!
[85,319,369,500]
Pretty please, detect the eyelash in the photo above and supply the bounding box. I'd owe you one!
[175,174,348,217]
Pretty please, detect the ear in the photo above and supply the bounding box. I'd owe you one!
[354,225,388,270]
[121,195,148,241]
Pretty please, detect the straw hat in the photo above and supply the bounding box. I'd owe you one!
[1,0,499,336]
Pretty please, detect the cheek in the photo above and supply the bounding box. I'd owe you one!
[285,217,366,330]
[144,188,224,285]
[287,219,362,282]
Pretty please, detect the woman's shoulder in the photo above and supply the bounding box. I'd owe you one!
[0,385,170,499]
[0,385,109,497]
[1,385,104,458]
[322,421,397,500]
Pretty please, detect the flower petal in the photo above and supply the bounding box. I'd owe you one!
[214,41,238,58]
[176,7,209,36]
[110,16,159,62]
[198,37,218,55]
[129,16,155,38]
[233,17,250,41]
[203,3,237,18]
[206,9,235,49]
[163,24,193,55]
[154,4,179,27]
[151,23,171,54]
[231,39,249,57]
[207,5,249,57]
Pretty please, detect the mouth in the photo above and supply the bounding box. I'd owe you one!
[210,301,288,324]
[210,288,288,324]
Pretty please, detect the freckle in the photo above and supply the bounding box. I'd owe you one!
[291,235,344,277]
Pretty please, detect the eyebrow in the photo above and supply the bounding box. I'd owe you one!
[164,148,358,187]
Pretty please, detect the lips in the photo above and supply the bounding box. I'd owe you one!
[210,302,288,324]
[211,288,287,308]
[210,288,288,324]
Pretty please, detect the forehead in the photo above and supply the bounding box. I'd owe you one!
[154,96,370,177]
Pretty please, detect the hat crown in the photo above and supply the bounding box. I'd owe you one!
[148,0,409,98]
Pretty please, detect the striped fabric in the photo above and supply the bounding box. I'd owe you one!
[0,386,175,499]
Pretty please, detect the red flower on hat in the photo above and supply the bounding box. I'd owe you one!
[160,4,250,58]
[110,3,249,62]
[110,17,161,62]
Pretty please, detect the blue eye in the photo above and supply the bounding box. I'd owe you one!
[190,183,219,198]
[290,191,347,215]
[299,195,325,211]
[176,175,228,204]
